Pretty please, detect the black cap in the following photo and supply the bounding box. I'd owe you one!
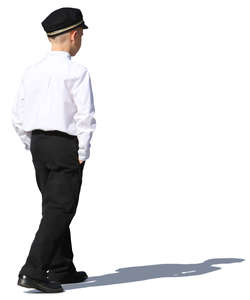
[41,7,88,37]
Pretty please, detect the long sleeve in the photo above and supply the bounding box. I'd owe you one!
[71,69,96,161]
[11,78,32,150]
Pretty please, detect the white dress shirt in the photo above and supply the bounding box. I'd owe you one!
[11,50,96,161]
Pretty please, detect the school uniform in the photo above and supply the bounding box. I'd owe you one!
[11,48,96,282]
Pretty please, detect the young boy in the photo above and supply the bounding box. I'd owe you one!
[12,7,96,293]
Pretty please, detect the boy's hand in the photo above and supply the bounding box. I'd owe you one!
[79,159,84,164]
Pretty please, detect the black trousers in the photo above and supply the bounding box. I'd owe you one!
[18,129,85,281]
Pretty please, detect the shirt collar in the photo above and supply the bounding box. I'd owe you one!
[47,50,71,60]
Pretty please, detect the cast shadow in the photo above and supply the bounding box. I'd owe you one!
[24,257,245,293]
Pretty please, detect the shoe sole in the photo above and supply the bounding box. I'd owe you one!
[18,276,64,293]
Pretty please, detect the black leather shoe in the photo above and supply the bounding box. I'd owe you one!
[47,270,88,284]
[17,274,64,293]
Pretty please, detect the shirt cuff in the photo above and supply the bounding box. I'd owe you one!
[78,148,90,161]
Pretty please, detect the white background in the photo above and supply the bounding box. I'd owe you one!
[1,0,249,298]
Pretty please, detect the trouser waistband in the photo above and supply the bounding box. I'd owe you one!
[32,129,76,139]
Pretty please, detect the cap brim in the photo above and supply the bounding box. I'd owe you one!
[81,23,88,29]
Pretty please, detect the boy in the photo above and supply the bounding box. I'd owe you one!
[11,7,96,293]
